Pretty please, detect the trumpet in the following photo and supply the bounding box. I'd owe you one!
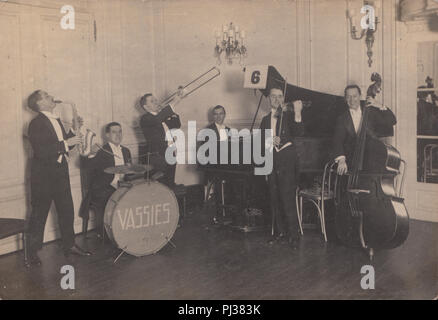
[158,66,221,108]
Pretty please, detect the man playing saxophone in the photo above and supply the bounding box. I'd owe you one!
[26,90,91,267]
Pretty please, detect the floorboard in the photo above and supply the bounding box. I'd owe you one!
[0,211,437,300]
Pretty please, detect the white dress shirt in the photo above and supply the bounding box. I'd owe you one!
[109,142,125,188]
[335,107,362,162]
[40,111,68,163]
[349,107,362,134]
[215,123,228,141]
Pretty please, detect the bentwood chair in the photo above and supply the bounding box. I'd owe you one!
[423,144,438,183]
[296,160,337,242]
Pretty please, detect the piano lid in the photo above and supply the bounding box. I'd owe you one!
[256,66,395,138]
[259,66,348,137]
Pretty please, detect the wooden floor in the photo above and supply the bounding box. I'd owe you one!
[0,210,437,300]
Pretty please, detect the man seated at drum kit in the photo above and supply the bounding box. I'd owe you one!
[87,122,133,238]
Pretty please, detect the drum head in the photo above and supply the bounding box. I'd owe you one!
[105,181,179,257]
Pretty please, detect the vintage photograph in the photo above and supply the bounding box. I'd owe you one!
[0,0,437,302]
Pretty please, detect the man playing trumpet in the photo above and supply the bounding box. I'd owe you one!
[139,89,184,188]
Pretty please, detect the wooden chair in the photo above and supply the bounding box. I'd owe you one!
[0,218,27,262]
[296,160,337,242]
[423,144,438,183]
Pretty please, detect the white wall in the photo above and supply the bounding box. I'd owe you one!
[0,0,436,255]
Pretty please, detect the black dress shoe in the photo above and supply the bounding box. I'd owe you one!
[267,233,286,245]
[64,245,92,257]
[25,254,42,268]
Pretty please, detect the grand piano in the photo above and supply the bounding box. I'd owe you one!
[199,66,349,174]
[198,66,350,229]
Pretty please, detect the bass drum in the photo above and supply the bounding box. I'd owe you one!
[104,181,179,257]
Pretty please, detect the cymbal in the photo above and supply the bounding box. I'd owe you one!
[104,164,153,175]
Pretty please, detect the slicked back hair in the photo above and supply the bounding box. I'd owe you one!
[105,122,121,133]
[28,90,43,112]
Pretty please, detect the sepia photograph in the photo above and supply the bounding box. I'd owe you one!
[0,0,437,303]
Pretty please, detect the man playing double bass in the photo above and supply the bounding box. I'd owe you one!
[333,84,397,175]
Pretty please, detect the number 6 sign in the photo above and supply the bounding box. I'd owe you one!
[243,65,269,89]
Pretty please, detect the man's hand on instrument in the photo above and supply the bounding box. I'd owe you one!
[172,86,186,105]
[66,136,82,147]
[337,157,348,175]
[76,116,84,128]
[366,97,386,110]
[273,136,281,147]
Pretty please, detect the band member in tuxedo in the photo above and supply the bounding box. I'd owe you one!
[207,105,231,142]
[333,84,397,175]
[88,122,132,238]
[203,105,234,223]
[260,87,304,248]
[26,90,91,267]
[139,90,183,188]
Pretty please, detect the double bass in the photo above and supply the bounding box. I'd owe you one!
[334,73,409,260]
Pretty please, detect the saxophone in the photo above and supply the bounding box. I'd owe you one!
[70,103,97,157]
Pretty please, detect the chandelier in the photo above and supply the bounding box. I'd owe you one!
[214,22,247,65]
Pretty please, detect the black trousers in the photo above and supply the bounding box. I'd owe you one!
[268,146,300,238]
[147,152,176,188]
[28,160,75,254]
[90,185,116,234]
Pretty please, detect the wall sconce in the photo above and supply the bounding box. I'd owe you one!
[214,22,247,65]
[347,1,379,67]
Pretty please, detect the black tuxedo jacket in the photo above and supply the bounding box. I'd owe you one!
[89,143,132,191]
[140,105,181,156]
[332,104,396,164]
[28,112,75,166]
[206,122,231,139]
[198,122,232,165]
[260,110,305,147]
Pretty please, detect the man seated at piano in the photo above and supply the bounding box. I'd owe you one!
[207,105,231,141]
[87,122,132,238]
[261,87,304,248]
[203,105,235,223]
[333,84,396,176]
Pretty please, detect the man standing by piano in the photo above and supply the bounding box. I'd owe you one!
[333,85,396,175]
[261,87,304,248]
[203,105,234,223]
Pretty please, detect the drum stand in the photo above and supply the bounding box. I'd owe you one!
[111,153,178,264]
[113,235,177,264]
[113,246,128,264]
